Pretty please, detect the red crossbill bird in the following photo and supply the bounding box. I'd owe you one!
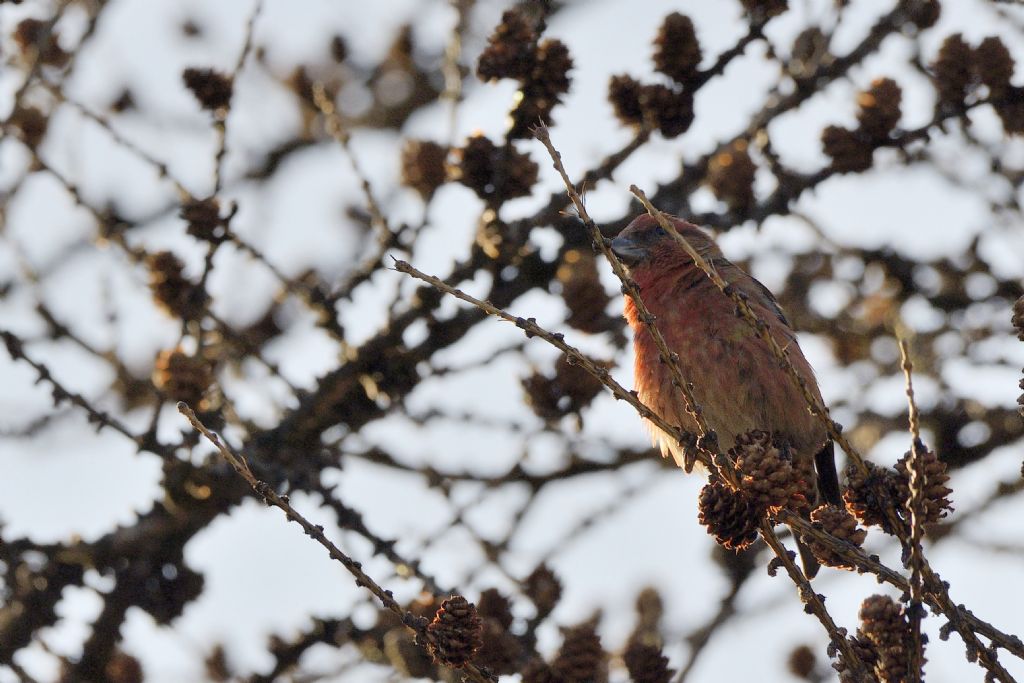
[611,214,841,577]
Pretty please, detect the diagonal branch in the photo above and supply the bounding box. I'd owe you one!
[177,402,497,683]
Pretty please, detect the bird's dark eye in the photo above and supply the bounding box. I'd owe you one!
[653,226,666,237]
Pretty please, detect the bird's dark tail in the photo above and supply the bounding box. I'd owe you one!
[815,441,842,506]
[795,537,821,579]
[795,441,842,579]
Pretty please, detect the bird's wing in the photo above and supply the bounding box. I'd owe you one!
[711,257,791,326]
[750,277,791,326]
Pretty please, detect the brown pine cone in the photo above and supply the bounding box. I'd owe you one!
[996,88,1024,135]
[821,125,874,173]
[806,504,867,570]
[859,595,914,682]
[522,371,564,422]
[975,37,1015,100]
[653,13,702,85]
[477,9,536,82]
[450,134,495,196]
[383,628,436,678]
[556,357,608,414]
[894,447,953,524]
[787,644,816,680]
[425,595,482,668]
[182,67,233,113]
[533,39,573,98]
[433,594,524,671]
[551,621,607,683]
[146,251,208,321]
[739,0,789,20]
[932,34,975,108]
[154,348,213,408]
[474,618,522,675]
[608,74,645,127]
[707,141,757,214]
[623,639,674,683]
[639,84,695,138]
[104,651,143,683]
[856,78,902,141]
[449,134,538,204]
[730,431,805,510]
[14,17,70,68]
[632,586,664,643]
[524,563,562,621]
[697,480,763,550]
[181,197,227,243]
[834,629,879,683]
[522,357,608,422]
[792,450,819,513]
[400,139,448,200]
[204,644,230,681]
[908,0,941,30]
[789,27,829,80]
[8,105,48,151]
[843,461,901,533]
[476,588,513,630]
[558,249,616,335]
[508,39,574,139]
[521,658,558,683]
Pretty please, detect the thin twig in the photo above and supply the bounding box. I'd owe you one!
[0,329,161,456]
[213,0,265,193]
[312,83,393,252]
[176,402,496,683]
[780,511,1024,661]
[0,0,73,130]
[758,521,871,681]
[441,0,471,145]
[38,79,192,202]
[534,124,716,474]
[392,258,690,451]
[899,338,927,683]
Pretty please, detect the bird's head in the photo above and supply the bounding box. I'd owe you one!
[610,214,722,278]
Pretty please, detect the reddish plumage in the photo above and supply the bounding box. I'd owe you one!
[612,214,840,575]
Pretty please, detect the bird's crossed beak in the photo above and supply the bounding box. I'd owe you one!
[610,234,647,266]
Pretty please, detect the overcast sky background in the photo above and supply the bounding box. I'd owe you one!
[2,0,1024,681]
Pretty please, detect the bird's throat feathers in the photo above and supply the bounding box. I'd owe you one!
[623,257,711,331]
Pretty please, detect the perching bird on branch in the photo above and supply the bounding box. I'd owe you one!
[611,213,841,577]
